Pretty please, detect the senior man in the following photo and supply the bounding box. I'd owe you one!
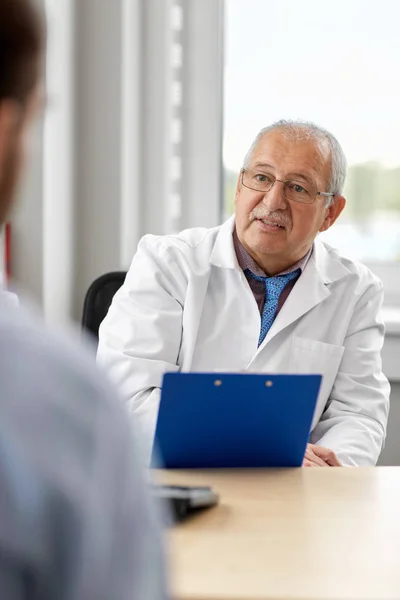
[98,120,390,467]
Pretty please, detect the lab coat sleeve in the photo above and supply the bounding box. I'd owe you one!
[309,278,390,466]
[97,235,185,462]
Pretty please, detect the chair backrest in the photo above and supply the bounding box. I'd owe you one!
[81,271,126,341]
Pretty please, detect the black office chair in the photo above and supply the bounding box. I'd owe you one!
[81,271,127,341]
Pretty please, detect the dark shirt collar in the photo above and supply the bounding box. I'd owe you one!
[233,227,312,277]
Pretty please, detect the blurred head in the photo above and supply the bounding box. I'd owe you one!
[235,120,347,275]
[0,0,44,225]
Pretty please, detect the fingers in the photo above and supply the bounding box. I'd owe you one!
[304,446,329,467]
[311,445,341,466]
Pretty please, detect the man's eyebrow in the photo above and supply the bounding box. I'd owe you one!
[286,172,315,186]
[252,162,275,171]
[251,163,315,186]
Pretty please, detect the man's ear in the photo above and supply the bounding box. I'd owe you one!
[319,195,346,232]
[0,100,22,173]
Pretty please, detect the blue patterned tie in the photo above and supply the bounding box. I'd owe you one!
[245,269,300,346]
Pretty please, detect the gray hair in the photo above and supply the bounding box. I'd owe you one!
[243,120,347,205]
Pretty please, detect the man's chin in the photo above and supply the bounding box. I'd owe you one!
[247,231,287,255]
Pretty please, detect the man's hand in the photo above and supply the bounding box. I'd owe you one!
[303,443,341,467]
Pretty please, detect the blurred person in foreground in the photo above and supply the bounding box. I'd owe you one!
[0,1,167,598]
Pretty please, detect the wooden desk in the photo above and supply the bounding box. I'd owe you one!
[157,468,400,600]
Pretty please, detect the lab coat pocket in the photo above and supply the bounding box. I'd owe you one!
[289,336,345,418]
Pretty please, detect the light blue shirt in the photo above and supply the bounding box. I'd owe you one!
[0,306,167,600]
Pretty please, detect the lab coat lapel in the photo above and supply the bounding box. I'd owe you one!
[256,238,353,351]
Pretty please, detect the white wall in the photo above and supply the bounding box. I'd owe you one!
[11,0,141,322]
[11,0,75,322]
[12,116,45,305]
[11,0,223,323]
[73,0,125,318]
[43,0,75,323]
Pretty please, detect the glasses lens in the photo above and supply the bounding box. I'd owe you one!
[243,170,274,192]
[285,181,313,204]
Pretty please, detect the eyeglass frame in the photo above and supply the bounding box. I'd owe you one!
[240,167,335,205]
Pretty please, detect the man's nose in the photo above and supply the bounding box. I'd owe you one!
[262,180,288,211]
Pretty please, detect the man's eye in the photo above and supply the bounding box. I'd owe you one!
[255,174,269,183]
[289,182,307,194]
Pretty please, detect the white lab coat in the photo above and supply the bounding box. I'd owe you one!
[97,216,390,466]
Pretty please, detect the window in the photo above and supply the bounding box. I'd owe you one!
[223,0,400,304]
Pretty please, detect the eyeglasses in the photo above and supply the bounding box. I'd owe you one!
[240,168,335,205]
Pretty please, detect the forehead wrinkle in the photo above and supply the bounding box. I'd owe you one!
[251,159,319,187]
[251,136,331,189]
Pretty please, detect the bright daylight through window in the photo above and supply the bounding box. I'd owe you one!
[223,0,400,269]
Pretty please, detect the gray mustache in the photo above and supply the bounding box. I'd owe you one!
[250,210,291,228]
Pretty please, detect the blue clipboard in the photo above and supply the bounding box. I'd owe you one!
[152,372,321,468]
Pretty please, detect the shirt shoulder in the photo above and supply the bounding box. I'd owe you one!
[138,223,221,258]
[130,224,224,283]
[0,307,134,507]
[0,307,121,423]
[0,308,166,599]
